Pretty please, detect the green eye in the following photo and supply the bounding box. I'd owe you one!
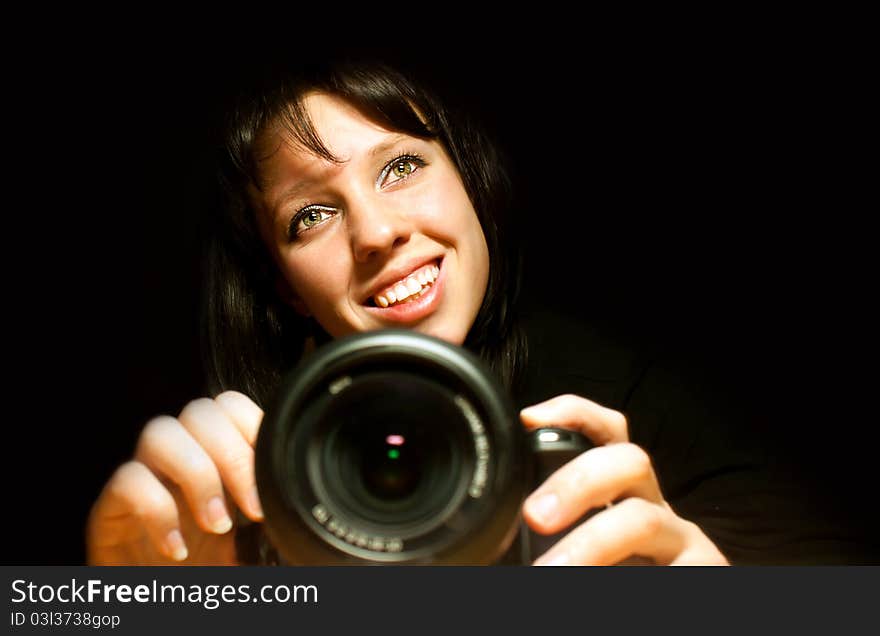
[380,153,425,187]
[289,205,336,239]
[302,209,325,228]
[392,160,414,178]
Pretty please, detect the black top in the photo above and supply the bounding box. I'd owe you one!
[515,305,879,564]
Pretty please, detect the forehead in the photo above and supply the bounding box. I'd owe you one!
[253,93,436,214]
[257,93,388,189]
[255,93,415,190]
[279,93,397,162]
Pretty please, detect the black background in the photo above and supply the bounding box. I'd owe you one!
[7,30,875,564]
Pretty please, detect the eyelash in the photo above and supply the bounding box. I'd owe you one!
[377,151,427,187]
[287,151,427,240]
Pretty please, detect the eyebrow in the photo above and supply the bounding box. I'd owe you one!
[367,133,411,158]
[270,134,415,214]
[271,179,317,214]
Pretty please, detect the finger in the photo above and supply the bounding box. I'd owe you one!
[213,390,264,447]
[520,394,629,445]
[89,461,189,562]
[134,416,233,535]
[533,497,685,566]
[524,443,663,534]
[178,397,263,521]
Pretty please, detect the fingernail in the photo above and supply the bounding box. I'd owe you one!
[535,552,570,566]
[165,529,188,561]
[526,492,559,524]
[248,486,264,520]
[207,496,233,534]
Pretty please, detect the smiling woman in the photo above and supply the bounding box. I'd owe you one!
[250,93,489,346]
[84,53,879,566]
[204,61,525,411]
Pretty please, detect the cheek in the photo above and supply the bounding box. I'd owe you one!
[419,178,490,282]
[418,175,483,242]
[427,198,490,312]
[471,222,490,306]
[280,249,347,309]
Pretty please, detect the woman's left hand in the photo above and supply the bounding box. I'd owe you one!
[520,394,729,566]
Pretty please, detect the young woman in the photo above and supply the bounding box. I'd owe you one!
[85,55,838,566]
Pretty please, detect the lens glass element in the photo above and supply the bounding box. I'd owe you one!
[312,370,471,534]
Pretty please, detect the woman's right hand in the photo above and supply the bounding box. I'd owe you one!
[86,391,265,565]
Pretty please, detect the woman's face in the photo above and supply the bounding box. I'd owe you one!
[251,92,490,346]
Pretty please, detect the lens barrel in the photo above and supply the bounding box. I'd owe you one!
[255,330,528,564]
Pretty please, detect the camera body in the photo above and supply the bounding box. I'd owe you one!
[254,330,591,565]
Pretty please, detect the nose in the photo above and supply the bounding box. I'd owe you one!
[347,194,414,263]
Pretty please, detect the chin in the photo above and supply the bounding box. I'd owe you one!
[415,321,469,347]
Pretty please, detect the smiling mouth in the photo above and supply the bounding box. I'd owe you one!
[364,259,441,308]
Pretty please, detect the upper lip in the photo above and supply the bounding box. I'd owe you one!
[361,255,441,304]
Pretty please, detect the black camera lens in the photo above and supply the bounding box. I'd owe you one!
[309,372,470,533]
[352,423,424,502]
[255,330,529,565]
[360,436,419,500]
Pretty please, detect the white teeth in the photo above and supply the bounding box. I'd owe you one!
[371,261,441,308]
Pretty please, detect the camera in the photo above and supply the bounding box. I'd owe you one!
[253,329,591,565]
